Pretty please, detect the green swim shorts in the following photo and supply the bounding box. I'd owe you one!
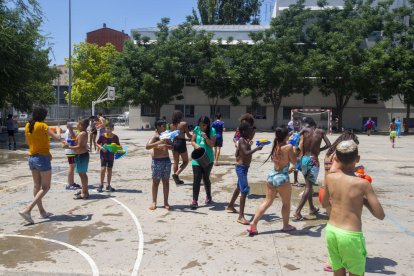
[326,223,367,276]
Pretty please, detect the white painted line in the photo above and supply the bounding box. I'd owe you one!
[110,198,144,276]
[0,234,99,276]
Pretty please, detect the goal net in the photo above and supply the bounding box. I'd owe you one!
[291,109,332,134]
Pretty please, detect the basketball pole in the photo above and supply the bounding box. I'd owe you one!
[92,86,115,116]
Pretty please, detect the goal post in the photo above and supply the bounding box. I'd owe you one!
[291,109,332,134]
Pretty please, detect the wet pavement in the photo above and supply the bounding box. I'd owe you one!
[0,127,413,275]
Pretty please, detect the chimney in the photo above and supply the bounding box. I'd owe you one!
[103,23,107,28]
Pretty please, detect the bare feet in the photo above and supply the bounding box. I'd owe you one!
[164,204,171,211]
[309,208,320,216]
[237,217,250,225]
[149,203,157,211]
[40,211,53,219]
[247,224,258,236]
[226,206,238,213]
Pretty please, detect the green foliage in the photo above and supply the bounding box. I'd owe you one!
[195,0,262,24]
[67,42,119,109]
[0,0,56,111]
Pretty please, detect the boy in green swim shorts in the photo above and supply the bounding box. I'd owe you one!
[322,141,385,276]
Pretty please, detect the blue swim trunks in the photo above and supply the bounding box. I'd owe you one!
[301,155,319,184]
[267,165,289,187]
[236,164,250,194]
[75,152,89,173]
[151,157,171,180]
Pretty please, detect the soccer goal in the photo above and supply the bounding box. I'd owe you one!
[291,109,332,134]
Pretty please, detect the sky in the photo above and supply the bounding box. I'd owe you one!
[38,0,275,66]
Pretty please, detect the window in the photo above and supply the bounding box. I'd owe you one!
[246,105,267,119]
[363,94,378,104]
[175,105,194,118]
[141,105,156,117]
[185,76,198,86]
[210,105,230,119]
[283,107,301,120]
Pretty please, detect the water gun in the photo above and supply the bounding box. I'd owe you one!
[115,146,128,160]
[256,139,271,147]
[62,139,76,148]
[160,130,180,141]
[288,132,300,147]
[355,165,373,183]
[103,143,125,154]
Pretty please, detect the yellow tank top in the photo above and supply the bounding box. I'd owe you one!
[25,122,51,158]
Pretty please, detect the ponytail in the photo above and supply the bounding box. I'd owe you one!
[28,107,48,134]
[263,127,289,165]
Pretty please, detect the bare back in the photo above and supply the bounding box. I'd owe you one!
[325,172,382,231]
[301,127,329,157]
[236,138,253,166]
[273,144,296,171]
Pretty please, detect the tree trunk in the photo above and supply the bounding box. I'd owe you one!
[405,103,410,134]
[272,101,281,129]
[155,104,161,119]
[337,107,344,132]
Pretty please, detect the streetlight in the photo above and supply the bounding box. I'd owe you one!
[68,0,72,120]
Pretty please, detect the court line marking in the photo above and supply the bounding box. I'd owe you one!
[110,198,144,276]
[0,234,99,276]
[385,214,414,238]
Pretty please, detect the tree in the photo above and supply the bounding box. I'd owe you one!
[193,0,262,25]
[0,0,56,111]
[67,42,119,109]
[306,0,384,130]
[112,18,186,118]
[246,0,311,127]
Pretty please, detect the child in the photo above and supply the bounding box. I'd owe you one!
[96,123,119,192]
[88,116,97,152]
[145,119,172,210]
[211,113,225,165]
[6,114,17,150]
[323,140,385,276]
[233,113,255,148]
[389,118,397,148]
[66,118,89,200]
[64,121,80,190]
[227,122,263,225]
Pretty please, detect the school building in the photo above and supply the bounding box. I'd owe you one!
[128,23,413,131]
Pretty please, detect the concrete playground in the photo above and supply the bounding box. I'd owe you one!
[0,127,413,275]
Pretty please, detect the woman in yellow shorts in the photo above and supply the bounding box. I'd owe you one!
[389,118,397,148]
[19,107,61,224]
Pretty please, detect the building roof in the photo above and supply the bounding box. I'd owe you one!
[131,25,270,44]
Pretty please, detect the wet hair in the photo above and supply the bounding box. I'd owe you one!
[215,113,222,120]
[107,122,115,129]
[78,118,89,130]
[239,122,254,139]
[264,127,289,164]
[391,118,395,123]
[303,117,317,128]
[28,107,48,134]
[172,110,183,125]
[197,116,211,138]
[155,119,166,128]
[336,140,358,165]
[7,114,13,119]
[326,130,359,156]
[239,113,254,126]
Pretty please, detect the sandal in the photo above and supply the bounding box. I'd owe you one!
[309,208,320,216]
[105,186,115,192]
[73,194,89,200]
[281,225,297,232]
[40,212,53,219]
[292,214,305,221]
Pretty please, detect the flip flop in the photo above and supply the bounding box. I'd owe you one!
[309,208,320,216]
[281,226,297,232]
[247,225,258,236]
[292,215,305,222]
[73,194,89,200]
[18,211,34,224]
[40,212,53,219]
[324,265,333,272]
[237,219,250,225]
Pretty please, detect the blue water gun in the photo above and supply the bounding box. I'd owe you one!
[288,132,300,147]
[256,139,272,147]
[160,130,181,141]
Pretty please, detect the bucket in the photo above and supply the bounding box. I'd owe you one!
[191,147,210,168]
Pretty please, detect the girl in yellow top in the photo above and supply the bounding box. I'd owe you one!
[19,107,61,224]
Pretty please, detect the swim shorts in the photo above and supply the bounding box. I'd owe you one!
[152,157,171,180]
[267,165,289,187]
[67,155,76,165]
[390,131,397,138]
[326,223,367,276]
[101,159,114,168]
[173,138,187,154]
[75,152,89,173]
[215,137,223,148]
[236,164,250,194]
[301,155,320,184]
[28,154,51,172]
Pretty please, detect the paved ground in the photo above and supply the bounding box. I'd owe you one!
[0,127,413,275]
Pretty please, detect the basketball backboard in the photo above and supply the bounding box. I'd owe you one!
[108,86,115,100]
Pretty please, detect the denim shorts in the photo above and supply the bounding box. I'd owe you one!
[236,164,250,194]
[28,154,51,172]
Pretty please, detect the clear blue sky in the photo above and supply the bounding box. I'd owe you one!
[38,0,274,65]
